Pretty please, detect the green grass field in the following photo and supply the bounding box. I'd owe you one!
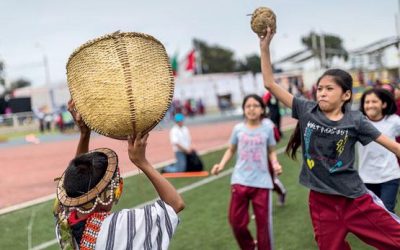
[0,131,394,249]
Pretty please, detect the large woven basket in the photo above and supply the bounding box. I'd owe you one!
[67,31,174,139]
[250,7,277,36]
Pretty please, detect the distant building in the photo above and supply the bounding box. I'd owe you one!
[348,36,400,85]
[273,36,400,90]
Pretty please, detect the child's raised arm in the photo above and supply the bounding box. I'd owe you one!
[260,27,294,109]
[128,133,185,213]
[68,100,91,156]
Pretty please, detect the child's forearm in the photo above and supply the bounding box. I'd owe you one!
[260,45,294,108]
[376,134,400,158]
[268,150,278,163]
[268,147,282,175]
[260,47,275,89]
[139,160,185,213]
[75,132,90,156]
[219,147,234,168]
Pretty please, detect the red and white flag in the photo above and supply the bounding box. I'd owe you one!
[176,49,198,78]
[185,49,196,72]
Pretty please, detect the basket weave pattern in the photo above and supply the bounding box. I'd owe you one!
[67,32,174,138]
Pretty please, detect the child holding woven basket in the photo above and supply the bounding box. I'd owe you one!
[53,100,184,250]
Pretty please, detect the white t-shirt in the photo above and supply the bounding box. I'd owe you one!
[169,124,191,152]
[95,200,179,250]
[357,115,400,183]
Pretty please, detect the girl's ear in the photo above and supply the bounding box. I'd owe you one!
[343,90,352,101]
[382,102,387,109]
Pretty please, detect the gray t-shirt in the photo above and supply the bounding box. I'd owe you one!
[230,122,276,189]
[292,97,381,198]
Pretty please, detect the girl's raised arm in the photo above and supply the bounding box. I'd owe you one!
[260,27,294,109]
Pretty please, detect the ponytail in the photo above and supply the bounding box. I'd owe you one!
[285,123,301,160]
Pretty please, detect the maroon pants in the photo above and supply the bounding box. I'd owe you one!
[309,190,400,250]
[229,184,272,250]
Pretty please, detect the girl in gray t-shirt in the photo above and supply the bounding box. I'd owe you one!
[259,27,400,249]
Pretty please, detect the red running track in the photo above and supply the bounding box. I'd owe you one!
[0,117,296,210]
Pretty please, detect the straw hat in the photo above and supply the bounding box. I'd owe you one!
[67,31,174,139]
[56,148,118,207]
[250,7,277,36]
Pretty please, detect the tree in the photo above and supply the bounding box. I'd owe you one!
[301,32,348,68]
[236,54,261,74]
[1,78,31,97]
[10,78,31,90]
[193,39,236,73]
[0,61,5,88]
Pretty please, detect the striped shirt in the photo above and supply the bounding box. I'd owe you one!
[95,200,179,250]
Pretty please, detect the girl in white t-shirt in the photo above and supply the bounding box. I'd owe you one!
[211,94,282,250]
[358,88,400,212]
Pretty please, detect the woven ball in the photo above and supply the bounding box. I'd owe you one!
[250,7,277,36]
[67,31,174,139]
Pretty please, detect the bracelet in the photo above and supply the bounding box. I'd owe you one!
[271,160,279,165]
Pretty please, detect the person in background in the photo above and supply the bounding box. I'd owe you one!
[263,90,282,137]
[162,113,192,173]
[358,88,400,213]
[263,117,287,206]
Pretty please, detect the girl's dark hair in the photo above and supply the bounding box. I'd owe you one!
[286,69,353,160]
[359,88,397,116]
[285,123,301,160]
[242,94,266,119]
[64,152,108,197]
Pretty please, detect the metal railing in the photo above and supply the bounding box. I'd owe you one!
[0,112,37,128]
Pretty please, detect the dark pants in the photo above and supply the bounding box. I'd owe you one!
[365,178,400,213]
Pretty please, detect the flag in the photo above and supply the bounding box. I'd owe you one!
[170,53,179,77]
[175,49,198,78]
[185,49,196,72]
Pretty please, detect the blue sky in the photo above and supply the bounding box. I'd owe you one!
[0,0,397,86]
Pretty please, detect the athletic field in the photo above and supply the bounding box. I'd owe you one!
[0,130,390,250]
